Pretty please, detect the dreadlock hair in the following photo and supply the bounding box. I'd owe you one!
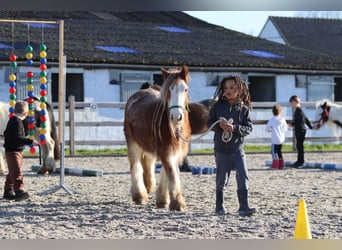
[213,75,252,110]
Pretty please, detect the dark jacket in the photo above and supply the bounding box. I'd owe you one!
[4,116,33,152]
[292,107,313,131]
[207,100,252,153]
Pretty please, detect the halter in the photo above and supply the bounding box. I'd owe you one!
[314,105,329,129]
[169,104,190,112]
[169,105,185,110]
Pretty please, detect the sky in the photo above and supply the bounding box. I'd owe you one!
[184,11,340,36]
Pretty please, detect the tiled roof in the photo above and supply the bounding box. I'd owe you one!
[1,11,342,71]
[269,16,342,58]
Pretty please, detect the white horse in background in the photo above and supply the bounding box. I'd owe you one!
[0,100,60,175]
[0,102,7,174]
[312,99,342,130]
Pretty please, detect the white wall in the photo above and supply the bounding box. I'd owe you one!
[1,66,340,151]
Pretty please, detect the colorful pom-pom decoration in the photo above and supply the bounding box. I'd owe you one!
[8,54,17,118]
[39,44,48,151]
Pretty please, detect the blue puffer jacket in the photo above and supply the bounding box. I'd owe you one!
[207,100,252,153]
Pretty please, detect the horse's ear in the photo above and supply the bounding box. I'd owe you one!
[180,65,189,83]
[322,101,328,108]
[161,67,169,80]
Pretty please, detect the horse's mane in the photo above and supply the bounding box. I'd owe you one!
[152,67,189,141]
[316,99,341,108]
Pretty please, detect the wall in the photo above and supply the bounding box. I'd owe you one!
[0,66,340,151]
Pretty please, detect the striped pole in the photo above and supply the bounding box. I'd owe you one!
[31,165,103,176]
[265,160,342,170]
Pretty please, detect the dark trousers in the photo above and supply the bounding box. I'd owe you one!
[5,151,25,192]
[215,151,249,192]
[271,144,283,159]
[295,129,306,163]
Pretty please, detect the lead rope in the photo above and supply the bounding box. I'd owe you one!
[176,117,233,143]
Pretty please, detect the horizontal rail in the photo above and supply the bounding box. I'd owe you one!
[53,99,341,156]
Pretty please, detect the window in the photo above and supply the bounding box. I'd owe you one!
[306,76,334,101]
[248,76,275,102]
[334,77,342,101]
[51,73,84,102]
[120,72,152,102]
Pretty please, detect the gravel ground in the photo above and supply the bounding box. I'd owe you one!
[0,152,341,239]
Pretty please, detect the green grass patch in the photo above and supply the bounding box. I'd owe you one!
[24,143,342,157]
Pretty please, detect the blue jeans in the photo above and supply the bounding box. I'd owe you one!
[215,150,249,192]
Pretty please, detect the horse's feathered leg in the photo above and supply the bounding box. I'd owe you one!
[157,156,186,211]
[128,141,149,205]
[156,167,170,208]
[141,152,156,193]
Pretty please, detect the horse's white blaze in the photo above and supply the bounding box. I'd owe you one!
[169,79,187,125]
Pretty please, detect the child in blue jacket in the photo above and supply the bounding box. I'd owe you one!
[207,75,256,216]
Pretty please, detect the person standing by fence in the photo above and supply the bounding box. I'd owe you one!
[266,104,288,169]
[289,95,313,168]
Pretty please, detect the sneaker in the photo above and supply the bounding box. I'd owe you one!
[3,189,15,200]
[14,191,30,201]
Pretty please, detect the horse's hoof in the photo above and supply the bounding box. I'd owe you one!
[156,201,169,209]
[169,200,186,211]
[132,194,148,205]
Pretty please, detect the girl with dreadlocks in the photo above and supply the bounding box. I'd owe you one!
[207,75,256,216]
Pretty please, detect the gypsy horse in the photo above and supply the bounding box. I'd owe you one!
[312,99,342,129]
[124,65,191,211]
[139,81,216,172]
[0,98,59,175]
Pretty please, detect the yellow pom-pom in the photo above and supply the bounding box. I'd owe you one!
[27,84,34,91]
[40,102,46,109]
[26,52,33,60]
[40,51,47,58]
[40,128,47,134]
[40,77,47,84]
[9,100,16,107]
[28,135,35,140]
[28,110,34,116]
[9,74,16,81]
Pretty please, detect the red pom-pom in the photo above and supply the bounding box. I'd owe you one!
[29,147,36,154]
[40,89,47,96]
[9,87,16,94]
[40,115,47,122]
[8,113,14,118]
[9,54,17,62]
[40,139,46,145]
[40,64,47,71]
[28,123,35,130]
[27,97,34,104]
[26,71,34,78]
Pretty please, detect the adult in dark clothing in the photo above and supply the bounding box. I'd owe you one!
[289,95,313,168]
[207,76,256,216]
[3,100,39,201]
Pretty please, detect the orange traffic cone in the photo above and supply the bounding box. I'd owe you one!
[294,198,312,239]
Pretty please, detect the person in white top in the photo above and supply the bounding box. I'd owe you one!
[266,104,288,169]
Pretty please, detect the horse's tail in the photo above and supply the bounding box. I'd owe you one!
[46,102,60,160]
